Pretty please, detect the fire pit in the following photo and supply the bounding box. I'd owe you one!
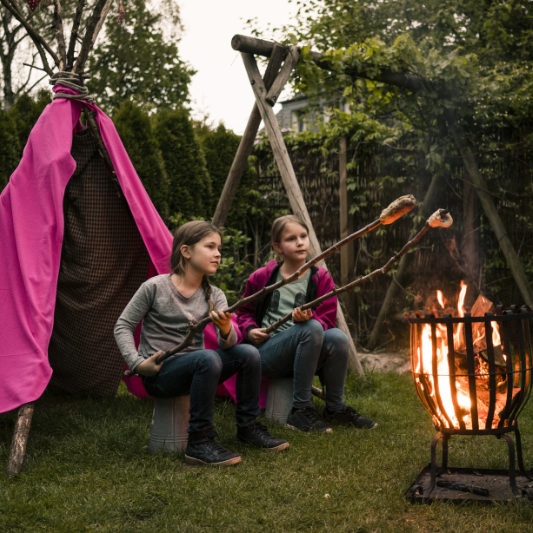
[405,286,533,502]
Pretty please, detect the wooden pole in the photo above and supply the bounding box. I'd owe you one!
[339,136,355,315]
[7,403,35,477]
[445,110,533,307]
[241,52,364,375]
[212,44,287,227]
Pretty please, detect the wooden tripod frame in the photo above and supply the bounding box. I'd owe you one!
[212,35,364,376]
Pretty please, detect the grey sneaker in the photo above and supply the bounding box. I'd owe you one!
[286,406,332,433]
[185,438,241,466]
[238,422,289,451]
[323,405,377,429]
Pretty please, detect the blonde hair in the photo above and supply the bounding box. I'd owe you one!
[271,214,309,245]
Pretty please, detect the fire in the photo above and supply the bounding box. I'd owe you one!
[436,290,445,309]
[414,282,509,430]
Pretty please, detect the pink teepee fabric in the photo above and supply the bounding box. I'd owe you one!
[0,89,172,413]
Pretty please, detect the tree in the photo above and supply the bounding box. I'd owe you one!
[250,0,533,343]
[112,99,169,220]
[154,108,212,221]
[1,1,192,113]
[0,4,58,108]
[88,0,193,112]
[8,90,49,147]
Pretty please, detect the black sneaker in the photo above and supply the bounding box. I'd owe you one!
[238,422,289,451]
[323,405,377,429]
[185,438,242,466]
[286,406,332,433]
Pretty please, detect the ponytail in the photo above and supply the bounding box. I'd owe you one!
[201,276,215,312]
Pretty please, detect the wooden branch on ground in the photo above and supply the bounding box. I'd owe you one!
[7,403,35,477]
[264,209,453,334]
[140,195,417,369]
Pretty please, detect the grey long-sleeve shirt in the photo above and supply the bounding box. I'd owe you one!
[114,274,237,372]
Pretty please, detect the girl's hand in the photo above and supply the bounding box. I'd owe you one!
[248,328,271,345]
[210,309,233,337]
[292,306,312,322]
[135,350,164,377]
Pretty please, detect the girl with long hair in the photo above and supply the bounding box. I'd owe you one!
[115,221,288,466]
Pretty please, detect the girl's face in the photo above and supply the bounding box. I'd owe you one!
[182,232,222,275]
[273,222,309,264]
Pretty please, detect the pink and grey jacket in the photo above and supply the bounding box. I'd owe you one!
[236,260,338,337]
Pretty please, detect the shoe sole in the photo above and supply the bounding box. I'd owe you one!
[184,454,242,466]
[286,423,333,434]
[265,441,290,452]
[325,421,378,430]
[237,439,290,452]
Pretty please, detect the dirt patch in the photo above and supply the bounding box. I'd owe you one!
[358,350,411,374]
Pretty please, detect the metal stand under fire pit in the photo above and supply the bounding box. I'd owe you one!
[406,465,533,503]
[405,306,533,503]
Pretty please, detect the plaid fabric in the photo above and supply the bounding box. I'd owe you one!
[48,128,150,396]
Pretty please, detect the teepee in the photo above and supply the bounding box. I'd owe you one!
[0,0,173,475]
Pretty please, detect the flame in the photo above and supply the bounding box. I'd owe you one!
[413,282,511,430]
[436,290,445,309]
[457,281,467,317]
[492,322,501,347]
[416,322,471,428]
[452,281,468,349]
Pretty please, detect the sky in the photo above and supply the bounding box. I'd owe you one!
[178,1,297,134]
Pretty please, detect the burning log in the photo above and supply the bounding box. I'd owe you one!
[133,195,417,370]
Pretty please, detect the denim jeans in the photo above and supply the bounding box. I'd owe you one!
[143,344,261,435]
[258,319,349,411]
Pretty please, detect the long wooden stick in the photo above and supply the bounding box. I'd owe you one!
[212,44,287,227]
[73,0,113,74]
[67,0,86,69]
[7,403,35,477]
[264,209,454,333]
[52,0,67,69]
[145,195,417,367]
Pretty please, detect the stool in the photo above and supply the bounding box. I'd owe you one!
[265,378,293,423]
[148,395,190,452]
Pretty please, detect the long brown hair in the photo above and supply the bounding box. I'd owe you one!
[170,220,221,310]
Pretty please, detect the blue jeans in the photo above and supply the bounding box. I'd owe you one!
[258,319,349,411]
[142,344,261,435]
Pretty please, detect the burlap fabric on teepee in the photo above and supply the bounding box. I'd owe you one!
[48,127,150,396]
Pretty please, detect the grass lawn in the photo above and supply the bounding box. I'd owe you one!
[2,371,533,532]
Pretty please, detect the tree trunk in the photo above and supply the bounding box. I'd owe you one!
[446,111,533,307]
[462,175,481,291]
